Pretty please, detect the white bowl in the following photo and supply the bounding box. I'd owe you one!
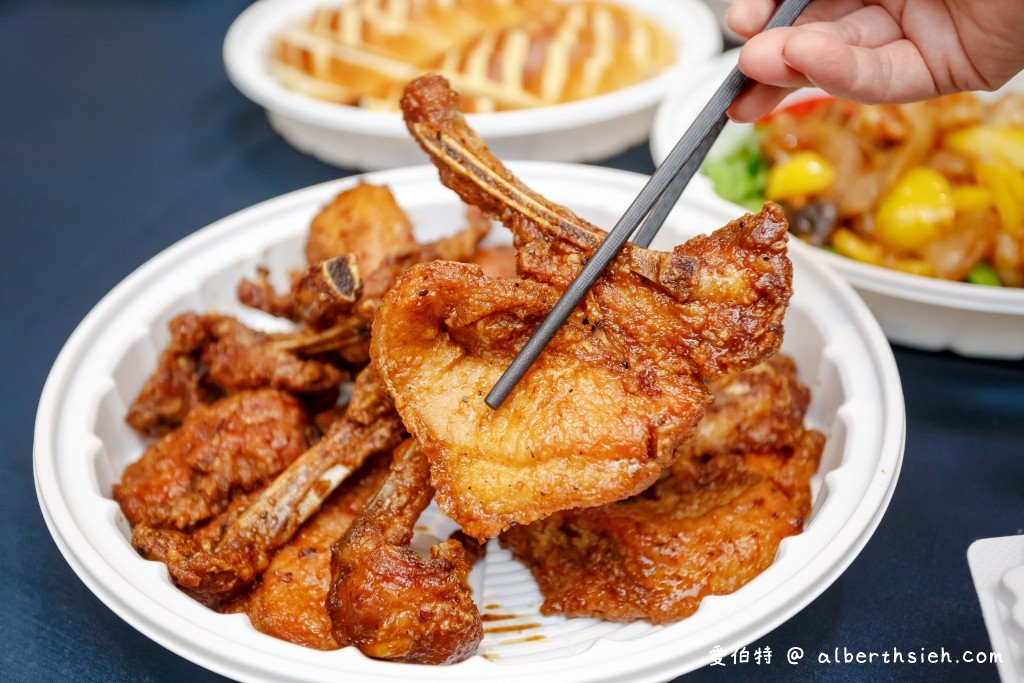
[223,0,722,170]
[35,162,904,683]
[651,49,1024,359]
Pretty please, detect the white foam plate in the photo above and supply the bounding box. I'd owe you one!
[968,535,1024,682]
[223,0,722,170]
[34,162,904,682]
[651,49,1024,360]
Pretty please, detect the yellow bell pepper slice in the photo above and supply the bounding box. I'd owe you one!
[976,162,1024,236]
[765,151,836,201]
[832,228,884,265]
[874,168,954,253]
[946,126,1024,170]
[950,185,993,213]
[892,258,935,277]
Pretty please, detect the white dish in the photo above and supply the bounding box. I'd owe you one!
[651,49,1024,360]
[968,535,1024,682]
[35,162,904,683]
[223,0,722,170]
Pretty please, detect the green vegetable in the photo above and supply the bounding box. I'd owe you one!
[967,263,1003,286]
[701,129,767,212]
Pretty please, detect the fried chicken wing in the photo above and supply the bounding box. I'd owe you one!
[501,357,825,623]
[114,389,311,530]
[327,439,482,665]
[369,75,793,539]
[226,454,391,650]
[130,367,404,606]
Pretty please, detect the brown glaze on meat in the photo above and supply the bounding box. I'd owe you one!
[500,357,825,623]
[370,75,793,539]
[200,315,344,394]
[226,454,392,649]
[468,245,518,279]
[114,389,311,530]
[125,313,219,437]
[306,183,418,271]
[130,367,404,606]
[328,440,482,665]
[125,312,349,436]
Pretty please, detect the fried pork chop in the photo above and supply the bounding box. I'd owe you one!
[371,74,794,539]
[500,356,825,623]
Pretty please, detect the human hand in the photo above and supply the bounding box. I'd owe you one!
[726,0,1024,122]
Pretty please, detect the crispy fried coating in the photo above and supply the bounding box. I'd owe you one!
[500,357,825,623]
[130,368,404,606]
[226,455,391,650]
[370,75,793,539]
[125,312,348,436]
[677,354,812,460]
[468,245,518,279]
[328,440,482,665]
[114,389,311,530]
[238,199,490,344]
[200,315,344,394]
[125,313,219,437]
[238,256,363,331]
[307,183,417,271]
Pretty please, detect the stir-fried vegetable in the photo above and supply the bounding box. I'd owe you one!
[967,263,1002,286]
[701,91,1024,287]
[764,151,836,202]
[874,168,954,253]
[701,130,767,213]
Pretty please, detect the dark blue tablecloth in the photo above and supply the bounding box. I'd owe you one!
[3,2,1022,681]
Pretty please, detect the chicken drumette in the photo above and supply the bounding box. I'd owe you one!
[225,453,392,650]
[327,439,482,665]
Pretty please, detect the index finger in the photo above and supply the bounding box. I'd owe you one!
[726,0,866,39]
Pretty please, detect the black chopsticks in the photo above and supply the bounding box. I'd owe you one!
[484,0,811,409]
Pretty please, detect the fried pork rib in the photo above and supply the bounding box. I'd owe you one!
[328,440,483,665]
[500,356,825,623]
[677,354,811,460]
[114,389,311,530]
[238,182,491,336]
[370,74,794,539]
[225,454,392,650]
[306,182,418,273]
[126,312,350,437]
[125,313,220,437]
[130,367,404,606]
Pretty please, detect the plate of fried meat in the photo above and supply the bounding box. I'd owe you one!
[34,76,905,682]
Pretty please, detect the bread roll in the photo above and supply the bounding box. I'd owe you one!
[270,0,675,112]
